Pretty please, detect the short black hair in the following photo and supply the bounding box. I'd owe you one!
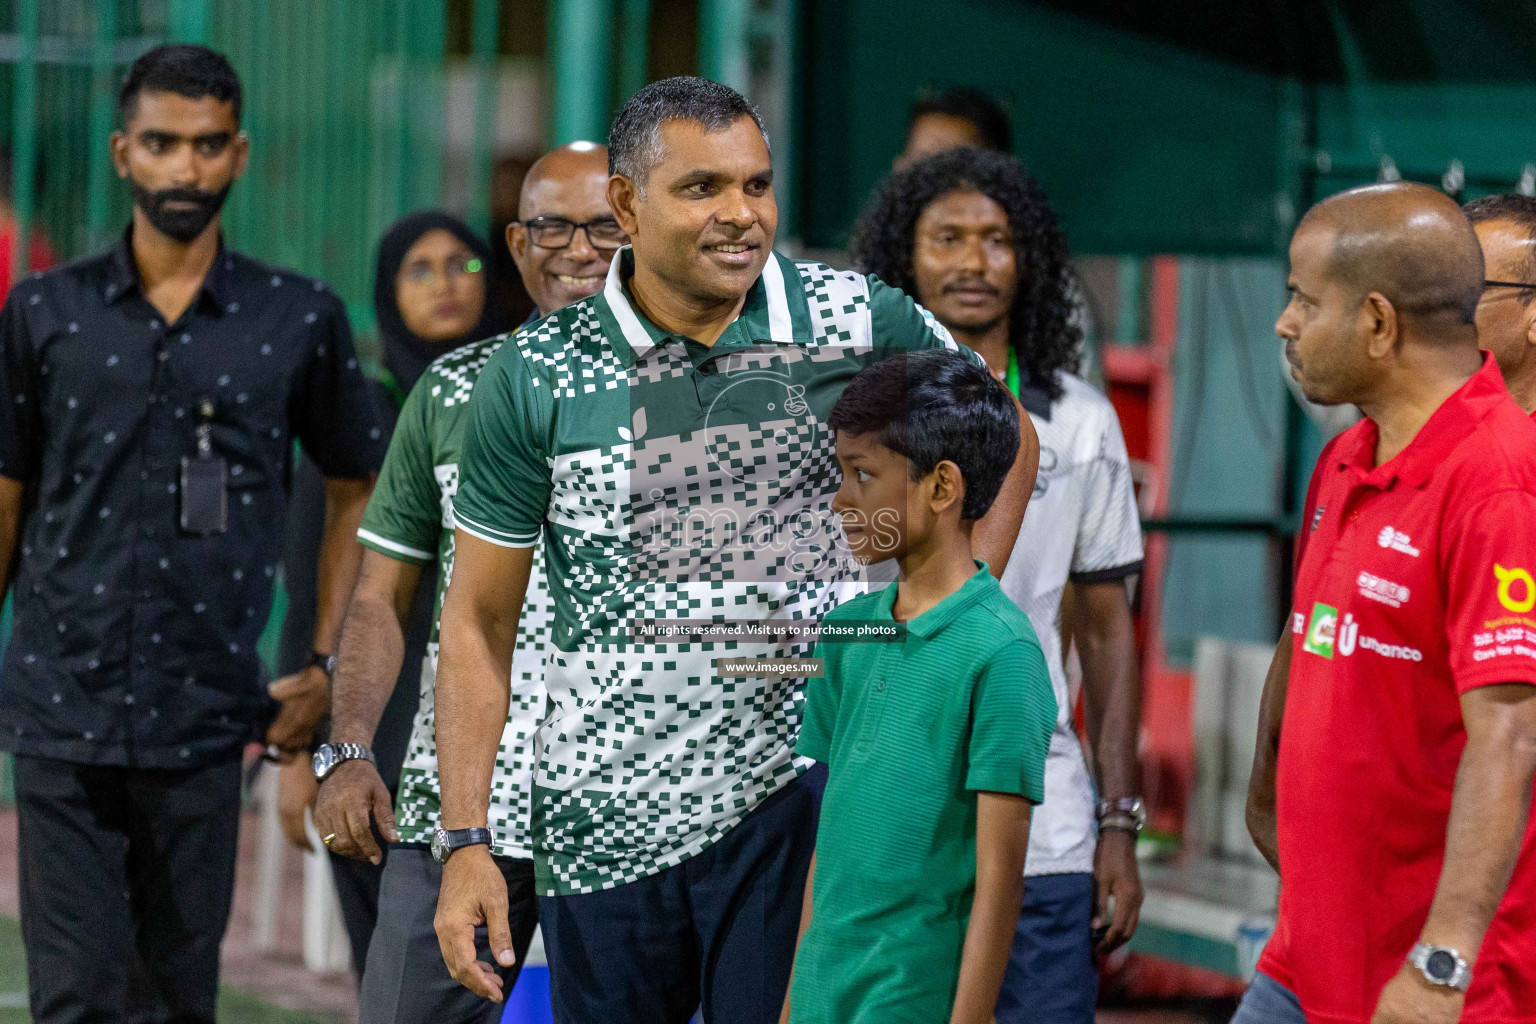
[120,44,241,126]
[828,350,1019,521]
[906,87,1012,154]
[851,146,1081,404]
[1465,193,1536,304]
[608,76,767,195]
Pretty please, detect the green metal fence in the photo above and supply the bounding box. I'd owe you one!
[0,0,520,337]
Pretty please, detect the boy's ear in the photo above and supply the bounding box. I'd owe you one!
[929,460,965,517]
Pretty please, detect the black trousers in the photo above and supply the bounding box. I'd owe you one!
[540,765,825,1024]
[14,753,243,1024]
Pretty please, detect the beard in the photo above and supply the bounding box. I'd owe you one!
[130,180,231,243]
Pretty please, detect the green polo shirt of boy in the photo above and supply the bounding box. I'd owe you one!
[789,562,1055,1024]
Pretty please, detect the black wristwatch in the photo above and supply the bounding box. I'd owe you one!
[432,826,494,864]
[308,650,337,680]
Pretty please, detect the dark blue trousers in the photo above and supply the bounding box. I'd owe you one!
[540,765,825,1024]
[994,871,1100,1024]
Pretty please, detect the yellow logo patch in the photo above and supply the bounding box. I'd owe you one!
[1495,564,1536,613]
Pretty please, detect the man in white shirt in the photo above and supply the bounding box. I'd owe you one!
[853,145,1146,1023]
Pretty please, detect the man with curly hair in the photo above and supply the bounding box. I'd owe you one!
[853,146,1146,1023]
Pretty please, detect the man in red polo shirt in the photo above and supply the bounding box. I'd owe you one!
[1240,182,1536,1024]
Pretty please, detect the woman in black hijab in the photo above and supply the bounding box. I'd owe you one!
[276,211,504,985]
[369,210,504,421]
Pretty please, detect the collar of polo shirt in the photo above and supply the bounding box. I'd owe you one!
[1335,351,1506,491]
[102,225,238,314]
[874,561,995,639]
[597,245,797,365]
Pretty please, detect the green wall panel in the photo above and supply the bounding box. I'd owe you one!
[212,0,449,337]
[1310,81,1536,199]
[795,0,1536,255]
[798,0,1286,253]
[1159,258,1291,660]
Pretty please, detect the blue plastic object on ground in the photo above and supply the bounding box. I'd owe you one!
[501,966,554,1024]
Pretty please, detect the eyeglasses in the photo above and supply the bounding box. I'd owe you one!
[399,256,482,286]
[1484,279,1536,290]
[518,216,628,250]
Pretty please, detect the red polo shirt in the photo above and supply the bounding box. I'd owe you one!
[1260,354,1536,1022]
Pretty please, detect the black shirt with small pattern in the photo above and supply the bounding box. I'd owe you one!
[0,228,386,768]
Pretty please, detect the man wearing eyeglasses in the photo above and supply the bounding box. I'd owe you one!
[312,142,620,1024]
[1466,194,1536,416]
[508,143,629,318]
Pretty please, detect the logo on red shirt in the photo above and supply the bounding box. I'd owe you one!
[1357,571,1410,608]
[1376,525,1420,557]
[1303,601,1337,658]
[1495,563,1536,613]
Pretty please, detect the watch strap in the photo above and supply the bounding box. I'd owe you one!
[330,742,374,766]
[309,650,337,680]
[314,742,375,781]
[1099,814,1142,834]
[1096,796,1147,832]
[440,827,493,849]
[434,826,493,863]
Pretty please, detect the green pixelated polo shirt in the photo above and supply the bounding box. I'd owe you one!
[452,247,982,896]
[356,335,553,858]
[788,563,1056,1024]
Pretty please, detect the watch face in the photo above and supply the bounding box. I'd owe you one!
[431,827,448,864]
[1426,949,1457,982]
[312,747,332,780]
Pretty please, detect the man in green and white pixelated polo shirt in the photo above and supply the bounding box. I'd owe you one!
[433,78,1039,1022]
[313,143,621,1021]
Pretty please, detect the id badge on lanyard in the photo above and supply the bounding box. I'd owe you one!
[180,399,228,535]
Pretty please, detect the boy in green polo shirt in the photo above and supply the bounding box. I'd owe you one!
[782,349,1057,1024]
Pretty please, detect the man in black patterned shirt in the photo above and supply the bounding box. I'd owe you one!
[0,45,383,1024]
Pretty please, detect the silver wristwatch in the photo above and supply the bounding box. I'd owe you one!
[312,742,375,781]
[1095,796,1147,835]
[1409,943,1472,992]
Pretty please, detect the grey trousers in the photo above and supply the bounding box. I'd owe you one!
[1230,973,1309,1024]
[358,846,539,1024]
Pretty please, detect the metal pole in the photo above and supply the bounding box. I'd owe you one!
[619,0,650,102]
[12,0,38,283]
[1117,256,1143,343]
[392,0,412,218]
[775,0,798,241]
[698,0,749,92]
[87,0,119,252]
[395,0,447,213]
[467,0,501,234]
[548,0,616,147]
